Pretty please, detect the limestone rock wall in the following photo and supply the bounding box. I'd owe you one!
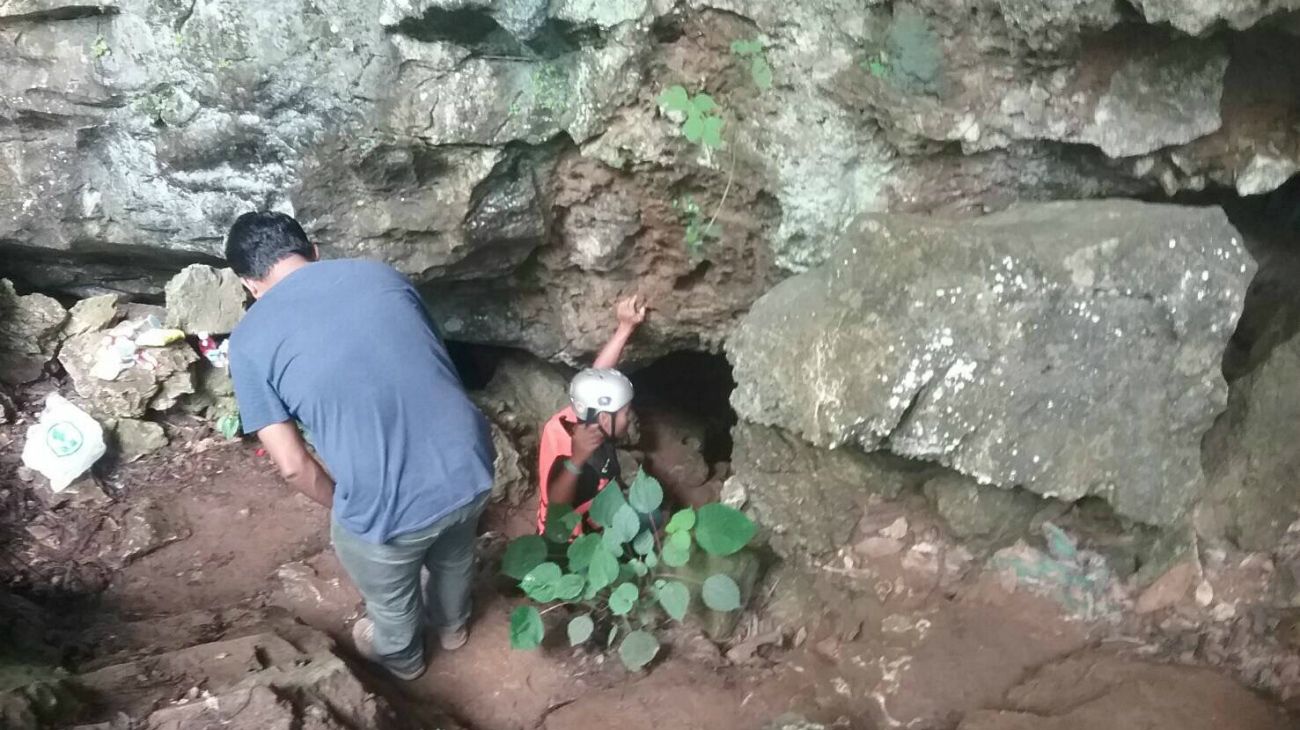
[7,0,1300,362]
[5,1,1300,550]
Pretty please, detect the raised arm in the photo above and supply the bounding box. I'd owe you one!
[592,295,648,369]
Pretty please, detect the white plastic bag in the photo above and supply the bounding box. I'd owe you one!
[21,393,107,492]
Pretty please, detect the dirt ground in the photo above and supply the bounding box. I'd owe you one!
[3,409,1298,730]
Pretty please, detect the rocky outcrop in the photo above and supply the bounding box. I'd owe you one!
[8,612,464,730]
[1131,0,1300,35]
[9,0,1300,363]
[59,324,198,419]
[164,265,246,335]
[0,280,67,385]
[1200,329,1300,550]
[727,422,934,560]
[959,652,1295,730]
[729,201,1253,527]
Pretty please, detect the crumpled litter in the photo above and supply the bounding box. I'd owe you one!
[88,316,188,381]
[196,332,229,369]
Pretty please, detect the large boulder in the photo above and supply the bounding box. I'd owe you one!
[0,279,68,385]
[164,265,246,335]
[729,201,1252,526]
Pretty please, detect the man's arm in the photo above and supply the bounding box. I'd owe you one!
[257,422,335,508]
[592,295,648,369]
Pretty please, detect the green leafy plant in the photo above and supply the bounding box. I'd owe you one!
[672,195,722,259]
[657,85,725,152]
[504,468,757,672]
[91,35,111,59]
[216,411,241,440]
[729,37,772,91]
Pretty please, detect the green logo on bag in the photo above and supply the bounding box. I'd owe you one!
[46,422,84,457]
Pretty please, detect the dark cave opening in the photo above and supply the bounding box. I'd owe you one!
[445,341,740,504]
[627,350,738,466]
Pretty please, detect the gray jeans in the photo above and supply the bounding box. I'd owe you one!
[331,493,489,675]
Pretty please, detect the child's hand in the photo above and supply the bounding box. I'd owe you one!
[616,295,648,328]
[571,422,606,465]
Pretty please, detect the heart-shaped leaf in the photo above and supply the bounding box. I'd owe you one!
[665,508,696,534]
[632,529,656,556]
[586,549,619,593]
[567,534,603,571]
[656,580,690,621]
[695,503,755,556]
[567,614,594,646]
[684,113,707,143]
[613,504,641,544]
[554,573,585,601]
[510,605,543,650]
[608,582,639,616]
[702,574,742,612]
[521,562,562,602]
[628,469,664,514]
[619,630,660,671]
[657,85,691,113]
[699,115,724,149]
[691,93,718,114]
[662,530,693,568]
[589,483,626,528]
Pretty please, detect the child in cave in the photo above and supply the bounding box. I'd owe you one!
[535,294,656,535]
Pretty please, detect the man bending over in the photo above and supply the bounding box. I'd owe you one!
[225,211,494,681]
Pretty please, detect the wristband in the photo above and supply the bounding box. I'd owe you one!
[561,458,583,475]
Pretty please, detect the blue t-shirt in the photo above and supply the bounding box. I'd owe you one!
[228,259,494,544]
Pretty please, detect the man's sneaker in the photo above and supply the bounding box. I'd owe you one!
[351,618,425,681]
[439,625,469,651]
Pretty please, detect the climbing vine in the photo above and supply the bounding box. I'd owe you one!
[729,37,773,91]
[655,34,772,259]
[657,85,725,152]
[673,195,721,259]
[503,468,757,672]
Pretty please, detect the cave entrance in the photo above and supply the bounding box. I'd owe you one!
[445,341,739,507]
[628,350,739,507]
[628,350,738,465]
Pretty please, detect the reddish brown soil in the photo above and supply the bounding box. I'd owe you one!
[4,411,1296,730]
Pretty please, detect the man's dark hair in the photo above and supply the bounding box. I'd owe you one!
[225,211,314,279]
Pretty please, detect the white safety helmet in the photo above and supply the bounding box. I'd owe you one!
[569,368,634,421]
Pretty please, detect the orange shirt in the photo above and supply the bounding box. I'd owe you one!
[536,407,614,534]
